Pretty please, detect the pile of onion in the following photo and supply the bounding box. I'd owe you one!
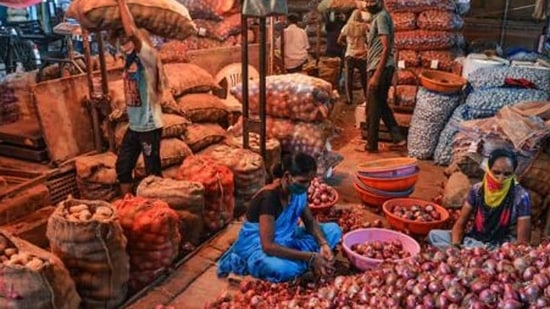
[390,204,441,222]
[351,240,411,260]
[307,177,337,208]
[207,241,550,309]
[315,206,383,233]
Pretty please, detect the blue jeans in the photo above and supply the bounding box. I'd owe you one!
[428,229,498,250]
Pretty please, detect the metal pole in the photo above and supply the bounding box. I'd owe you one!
[81,30,103,152]
[259,17,267,160]
[241,7,250,149]
[499,0,510,48]
[96,32,115,152]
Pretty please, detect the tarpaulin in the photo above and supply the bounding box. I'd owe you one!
[0,0,41,9]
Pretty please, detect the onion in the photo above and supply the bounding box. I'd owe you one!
[412,283,427,297]
[428,280,443,293]
[405,294,417,308]
[513,257,530,273]
[422,294,435,308]
[436,292,450,308]
[545,285,550,298]
[406,279,417,292]
[385,272,398,286]
[437,262,452,275]
[490,282,503,294]
[533,273,550,289]
[520,284,541,303]
[536,297,549,308]
[479,289,498,307]
[500,299,523,309]
[503,283,520,301]
[470,278,489,292]
[523,266,537,281]
[446,285,466,303]
[421,262,435,271]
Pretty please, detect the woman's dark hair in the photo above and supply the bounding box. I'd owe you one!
[488,149,518,170]
[287,14,300,24]
[271,153,317,179]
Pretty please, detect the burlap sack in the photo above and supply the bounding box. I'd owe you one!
[134,138,193,178]
[0,231,81,309]
[519,151,550,198]
[164,63,218,97]
[114,114,191,147]
[0,71,37,121]
[318,57,341,87]
[199,144,266,202]
[108,80,179,122]
[528,189,544,224]
[162,165,180,179]
[442,172,472,209]
[136,176,204,215]
[225,133,281,174]
[177,93,229,124]
[76,179,121,202]
[75,152,118,184]
[177,0,236,20]
[66,0,197,40]
[181,123,226,153]
[46,197,129,309]
[158,40,190,63]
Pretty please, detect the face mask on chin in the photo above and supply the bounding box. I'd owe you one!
[288,182,308,195]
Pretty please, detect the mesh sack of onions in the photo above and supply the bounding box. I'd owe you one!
[434,104,469,166]
[407,88,463,159]
[395,30,457,51]
[225,133,282,173]
[396,68,424,85]
[417,10,464,31]
[208,242,550,309]
[463,88,549,120]
[198,144,266,203]
[419,50,463,72]
[385,0,456,13]
[231,74,334,123]
[468,66,550,93]
[193,13,241,42]
[113,195,181,292]
[391,12,417,31]
[265,117,332,159]
[0,231,81,309]
[176,155,235,232]
[397,50,420,68]
[388,85,418,108]
[177,0,236,20]
[46,197,129,308]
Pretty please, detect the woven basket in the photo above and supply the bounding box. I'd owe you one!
[419,70,466,94]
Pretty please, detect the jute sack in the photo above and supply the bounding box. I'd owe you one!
[164,63,218,97]
[66,0,196,40]
[199,144,266,201]
[114,114,191,147]
[318,57,341,88]
[46,197,129,309]
[162,165,180,179]
[442,172,472,209]
[225,133,281,173]
[177,93,229,124]
[136,176,204,215]
[134,138,193,178]
[75,152,118,184]
[182,123,226,153]
[0,231,81,309]
[519,151,550,198]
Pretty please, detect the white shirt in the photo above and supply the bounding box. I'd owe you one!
[282,24,310,69]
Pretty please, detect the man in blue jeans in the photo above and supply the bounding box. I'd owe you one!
[113,0,166,194]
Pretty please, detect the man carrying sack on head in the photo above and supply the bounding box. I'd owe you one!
[113,0,167,195]
[363,0,405,153]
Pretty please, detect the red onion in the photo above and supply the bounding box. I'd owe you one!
[442,275,457,289]
[437,263,452,275]
[533,273,549,289]
[482,258,498,275]
[479,288,498,307]
[422,294,435,308]
[523,266,537,281]
[436,292,450,308]
[405,294,418,308]
[545,285,550,298]
[412,283,427,297]
[470,278,490,292]
[500,299,523,309]
[513,257,530,273]
[428,280,443,293]
[498,260,515,274]
[520,284,541,303]
[468,256,484,268]
[385,272,398,286]
[446,285,466,303]
[406,279,417,292]
[421,262,435,271]
[433,251,447,263]
[503,283,520,301]
[535,297,549,308]
[490,282,503,294]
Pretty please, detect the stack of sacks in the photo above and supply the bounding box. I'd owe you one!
[434,65,550,165]
[388,0,467,109]
[231,73,342,178]
[304,10,326,58]
[158,0,242,59]
[0,71,38,123]
[75,152,120,201]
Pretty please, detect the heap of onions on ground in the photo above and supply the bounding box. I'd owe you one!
[351,240,411,260]
[208,242,550,309]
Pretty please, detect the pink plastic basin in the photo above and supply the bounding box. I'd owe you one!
[342,228,421,271]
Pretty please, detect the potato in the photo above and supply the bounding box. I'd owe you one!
[78,210,92,221]
[95,206,113,217]
[0,236,7,252]
[4,248,17,258]
[70,204,89,214]
[26,257,44,271]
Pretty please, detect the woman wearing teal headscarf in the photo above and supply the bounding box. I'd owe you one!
[217,153,342,282]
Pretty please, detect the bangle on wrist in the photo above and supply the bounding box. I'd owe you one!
[319,241,328,247]
[452,243,461,249]
[307,253,317,268]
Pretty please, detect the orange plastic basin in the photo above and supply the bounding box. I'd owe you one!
[382,198,450,236]
[357,157,418,173]
[356,170,419,192]
[353,182,394,207]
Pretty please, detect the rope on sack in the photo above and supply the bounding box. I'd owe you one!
[96,210,115,308]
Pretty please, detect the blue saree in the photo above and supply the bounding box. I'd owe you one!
[217,192,342,282]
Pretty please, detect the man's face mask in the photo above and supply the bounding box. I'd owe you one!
[365,4,379,14]
[288,182,308,194]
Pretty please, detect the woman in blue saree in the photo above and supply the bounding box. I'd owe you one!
[217,153,342,282]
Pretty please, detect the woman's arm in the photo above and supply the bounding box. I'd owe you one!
[451,202,473,245]
[516,217,531,244]
[301,207,328,246]
[259,215,313,261]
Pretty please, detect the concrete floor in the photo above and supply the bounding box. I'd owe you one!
[124,103,447,309]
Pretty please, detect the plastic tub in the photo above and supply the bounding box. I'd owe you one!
[342,228,421,271]
[357,165,419,179]
[357,158,418,173]
[353,182,413,207]
[382,198,450,236]
[355,177,415,197]
[419,70,467,94]
[356,170,419,192]
[308,187,339,214]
